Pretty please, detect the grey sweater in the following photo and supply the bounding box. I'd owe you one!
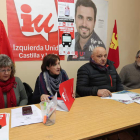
[119,63,140,90]
[3,77,28,107]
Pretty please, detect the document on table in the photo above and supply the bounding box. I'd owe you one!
[135,100,140,104]
[101,90,140,104]
[0,113,10,140]
[101,93,132,100]
[11,105,42,128]
[57,100,69,112]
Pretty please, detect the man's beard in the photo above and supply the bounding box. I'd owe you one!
[79,26,93,39]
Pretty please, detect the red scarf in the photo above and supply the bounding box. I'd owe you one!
[0,77,17,109]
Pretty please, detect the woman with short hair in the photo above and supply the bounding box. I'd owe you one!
[0,54,28,109]
[32,54,74,104]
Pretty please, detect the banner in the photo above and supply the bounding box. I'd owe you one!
[6,0,64,61]
[58,0,75,55]
[67,0,108,61]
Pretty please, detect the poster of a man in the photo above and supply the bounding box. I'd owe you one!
[68,0,108,61]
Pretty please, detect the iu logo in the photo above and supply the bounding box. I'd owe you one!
[72,51,78,59]
[14,0,58,41]
[62,92,66,101]
[62,88,69,102]
[79,52,85,56]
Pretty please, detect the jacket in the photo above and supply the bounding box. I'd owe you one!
[76,60,123,97]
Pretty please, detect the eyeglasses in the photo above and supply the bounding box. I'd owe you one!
[0,69,11,73]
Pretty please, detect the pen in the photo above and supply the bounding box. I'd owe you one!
[48,95,53,99]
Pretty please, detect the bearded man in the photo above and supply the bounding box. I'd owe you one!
[119,50,140,90]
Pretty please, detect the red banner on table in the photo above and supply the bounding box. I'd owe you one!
[6,0,64,61]
[59,78,75,111]
[0,114,6,127]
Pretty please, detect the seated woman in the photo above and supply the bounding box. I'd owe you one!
[0,54,28,109]
[32,54,74,104]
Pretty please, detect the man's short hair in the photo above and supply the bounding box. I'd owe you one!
[75,0,97,21]
[136,50,140,58]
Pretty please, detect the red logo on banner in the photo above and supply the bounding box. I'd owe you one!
[21,4,54,34]
[72,51,78,59]
[79,52,85,56]
[6,0,64,61]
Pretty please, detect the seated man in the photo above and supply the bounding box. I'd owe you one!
[119,50,140,90]
[76,46,123,97]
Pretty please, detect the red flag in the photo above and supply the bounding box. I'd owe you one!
[107,20,119,69]
[0,20,14,62]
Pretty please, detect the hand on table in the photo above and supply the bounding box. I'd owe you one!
[41,91,75,101]
[97,89,112,97]
[40,94,50,102]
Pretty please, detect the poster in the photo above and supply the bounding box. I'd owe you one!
[58,0,75,55]
[6,0,64,61]
[67,0,108,61]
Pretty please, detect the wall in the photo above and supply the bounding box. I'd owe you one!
[0,0,140,91]
[106,0,140,73]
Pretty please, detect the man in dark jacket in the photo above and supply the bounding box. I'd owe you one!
[76,46,123,97]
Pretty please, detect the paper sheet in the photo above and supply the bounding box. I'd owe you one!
[134,100,140,104]
[56,100,68,112]
[11,105,42,128]
[0,113,10,140]
[101,93,132,100]
[102,90,140,104]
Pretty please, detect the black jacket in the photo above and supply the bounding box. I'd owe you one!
[76,60,123,97]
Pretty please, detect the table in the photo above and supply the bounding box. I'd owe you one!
[1,89,140,140]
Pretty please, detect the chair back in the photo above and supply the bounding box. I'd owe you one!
[23,82,33,105]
